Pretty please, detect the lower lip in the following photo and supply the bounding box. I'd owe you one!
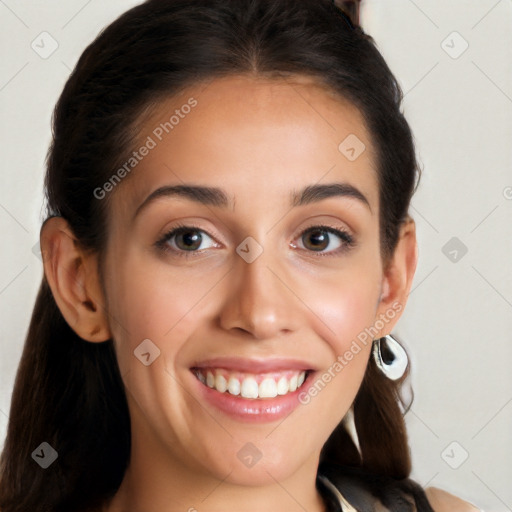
[190,370,316,423]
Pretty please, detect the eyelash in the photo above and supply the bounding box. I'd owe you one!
[155,222,355,258]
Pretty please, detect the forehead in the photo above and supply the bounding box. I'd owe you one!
[111,74,379,219]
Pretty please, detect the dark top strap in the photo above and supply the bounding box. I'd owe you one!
[318,462,435,512]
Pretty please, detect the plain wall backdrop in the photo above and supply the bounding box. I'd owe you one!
[0,1,511,510]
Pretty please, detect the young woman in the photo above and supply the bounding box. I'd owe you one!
[0,1,482,511]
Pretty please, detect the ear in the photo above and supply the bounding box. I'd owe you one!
[40,216,111,342]
[373,216,418,336]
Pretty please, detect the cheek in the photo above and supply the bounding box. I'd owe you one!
[102,253,206,432]
[295,263,381,399]
[310,282,376,391]
[103,247,225,374]
[319,286,376,347]
[299,261,381,353]
[294,282,378,431]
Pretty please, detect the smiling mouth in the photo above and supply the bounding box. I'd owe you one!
[191,367,312,399]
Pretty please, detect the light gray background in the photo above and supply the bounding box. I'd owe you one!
[1,1,511,511]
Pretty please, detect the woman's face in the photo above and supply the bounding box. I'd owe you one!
[101,75,397,487]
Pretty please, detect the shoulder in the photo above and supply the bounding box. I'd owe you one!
[425,486,482,512]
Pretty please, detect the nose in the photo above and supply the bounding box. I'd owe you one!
[218,246,300,340]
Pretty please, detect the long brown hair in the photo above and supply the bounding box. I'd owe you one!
[0,1,427,510]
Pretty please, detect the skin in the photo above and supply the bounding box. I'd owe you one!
[41,75,420,512]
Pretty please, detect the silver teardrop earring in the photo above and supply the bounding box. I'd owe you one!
[372,334,408,380]
[341,405,361,454]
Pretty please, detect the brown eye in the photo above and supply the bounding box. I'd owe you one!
[302,228,331,252]
[295,225,355,256]
[173,228,203,251]
[155,224,218,257]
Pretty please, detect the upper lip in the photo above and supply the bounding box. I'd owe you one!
[190,356,316,373]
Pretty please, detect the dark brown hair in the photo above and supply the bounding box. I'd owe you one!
[0,1,428,511]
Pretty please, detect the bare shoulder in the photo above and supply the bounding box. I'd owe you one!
[425,486,482,512]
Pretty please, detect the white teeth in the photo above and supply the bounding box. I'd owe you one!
[227,376,240,395]
[195,369,308,399]
[259,378,278,398]
[240,377,259,399]
[215,374,228,393]
[276,376,289,395]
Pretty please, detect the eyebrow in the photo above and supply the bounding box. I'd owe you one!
[133,182,371,220]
